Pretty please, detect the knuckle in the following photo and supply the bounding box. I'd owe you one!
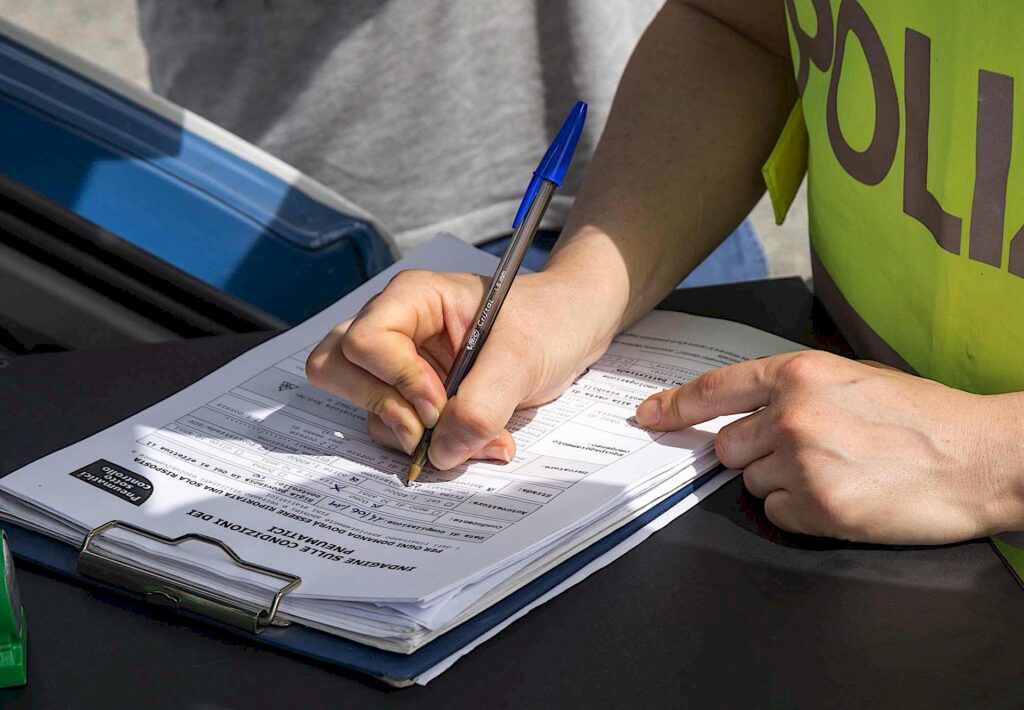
[389,361,426,395]
[763,494,790,529]
[741,467,762,497]
[775,406,812,440]
[810,486,845,526]
[375,396,405,425]
[362,388,389,418]
[741,465,754,488]
[305,349,329,387]
[714,429,738,467]
[388,269,428,289]
[340,322,376,364]
[779,351,825,386]
[693,370,722,411]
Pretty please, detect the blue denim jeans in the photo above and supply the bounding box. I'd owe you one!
[479,219,768,288]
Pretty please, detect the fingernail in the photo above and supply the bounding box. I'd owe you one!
[390,422,417,455]
[636,398,662,427]
[428,431,470,470]
[413,398,441,429]
[481,444,512,463]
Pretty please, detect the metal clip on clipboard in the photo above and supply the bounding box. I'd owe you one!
[78,520,302,634]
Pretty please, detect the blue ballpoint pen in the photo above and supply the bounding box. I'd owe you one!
[405,101,588,485]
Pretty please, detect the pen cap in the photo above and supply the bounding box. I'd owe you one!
[536,101,587,186]
[513,101,587,228]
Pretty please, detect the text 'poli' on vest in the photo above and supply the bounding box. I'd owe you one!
[788,0,1024,277]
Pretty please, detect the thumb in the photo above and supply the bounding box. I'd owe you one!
[427,348,526,469]
[428,397,517,470]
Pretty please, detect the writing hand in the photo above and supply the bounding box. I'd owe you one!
[306,270,614,470]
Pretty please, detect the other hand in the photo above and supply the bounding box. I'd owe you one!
[635,351,1023,544]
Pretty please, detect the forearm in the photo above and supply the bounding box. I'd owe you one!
[545,0,796,331]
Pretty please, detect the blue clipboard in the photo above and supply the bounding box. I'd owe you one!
[2,468,718,687]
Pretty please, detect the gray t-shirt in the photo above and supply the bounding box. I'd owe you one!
[138,0,662,253]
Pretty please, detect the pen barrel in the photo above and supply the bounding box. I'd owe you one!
[443,179,556,397]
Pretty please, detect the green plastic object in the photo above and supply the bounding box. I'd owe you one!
[0,531,26,687]
[993,532,1024,591]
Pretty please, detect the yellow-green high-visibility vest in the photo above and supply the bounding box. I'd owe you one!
[766,0,1024,395]
[765,0,1024,582]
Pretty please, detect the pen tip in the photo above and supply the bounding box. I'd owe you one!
[405,463,422,487]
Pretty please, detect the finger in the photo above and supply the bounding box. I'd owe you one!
[740,453,789,499]
[426,319,536,469]
[763,490,808,534]
[367,413,405,452]
[713,409,774,469]
[477,429,516,463]
[342,272,475,426]
[419,342,454,381]
[427,343,529,469]
[369,413,518,464]
[307,329,423,454]
[429,394,519,470]
[370,414,514,464]
[343,321,447,427]
[636,352,801,431]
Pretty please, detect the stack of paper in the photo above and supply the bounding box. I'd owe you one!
[0,236,801,658]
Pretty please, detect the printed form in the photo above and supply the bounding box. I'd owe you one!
[0,236,801,632]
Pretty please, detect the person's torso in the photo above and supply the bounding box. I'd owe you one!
[784,0,1024,393]
[138,0,661,252]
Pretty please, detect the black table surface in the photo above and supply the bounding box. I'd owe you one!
[0,278,1020,709]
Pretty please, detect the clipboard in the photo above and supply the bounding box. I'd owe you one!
[78,520,302,633]
[2,469,720,687]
